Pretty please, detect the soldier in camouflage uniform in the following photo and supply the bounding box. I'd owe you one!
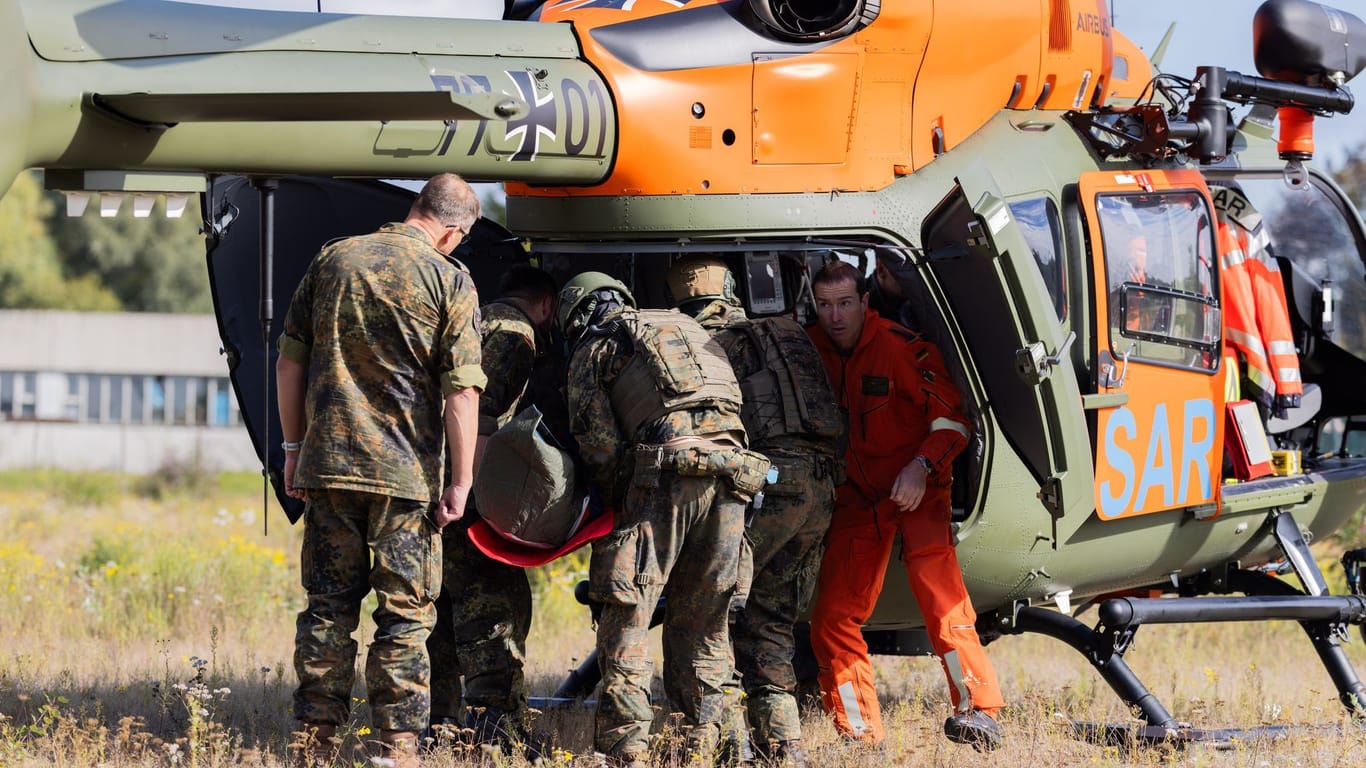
[427,265,557,745]
[558,272,770,768]
[667,257,843,766]
[276,174,485,767]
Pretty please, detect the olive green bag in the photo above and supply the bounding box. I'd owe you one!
[473,405,585,549]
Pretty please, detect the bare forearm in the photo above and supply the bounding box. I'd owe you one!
[445,388,480,490]
[276,356,308,442]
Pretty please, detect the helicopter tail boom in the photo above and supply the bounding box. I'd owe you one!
[1,0,621,197]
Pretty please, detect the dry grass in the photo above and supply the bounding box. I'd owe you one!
[1,471,1364,766]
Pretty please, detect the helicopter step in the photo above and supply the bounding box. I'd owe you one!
[999,563,1366,747]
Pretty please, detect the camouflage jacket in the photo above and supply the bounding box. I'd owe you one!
[279,222,487,502]
[567,307,745,504]
[478,300,538,436]
[691,298,748,334]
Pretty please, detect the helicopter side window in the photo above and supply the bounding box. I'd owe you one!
[1008,197,1066,322]
[1097,191,1220,371]
[1216,175,1366,363]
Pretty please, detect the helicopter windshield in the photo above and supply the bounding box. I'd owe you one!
[1096,191,1220,370]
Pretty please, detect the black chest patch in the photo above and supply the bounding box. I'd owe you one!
[861,375,890,396]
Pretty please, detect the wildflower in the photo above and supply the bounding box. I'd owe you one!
[357,726,372,736]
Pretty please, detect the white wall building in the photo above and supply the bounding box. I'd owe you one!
[0,310,259,473]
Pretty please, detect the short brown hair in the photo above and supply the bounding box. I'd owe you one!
[812,260,866,296]
[410,173,481,231]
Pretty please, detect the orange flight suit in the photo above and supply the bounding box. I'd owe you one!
[807,309,1004,743]
[1214,186,1302,409]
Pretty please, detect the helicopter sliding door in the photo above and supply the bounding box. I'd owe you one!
[1079,170,1224,520]
[923,167,1094,530]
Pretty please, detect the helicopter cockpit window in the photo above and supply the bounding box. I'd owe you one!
[1212,175,1366,364]
[1097,191,1219,371]
[1008,197,1066,322]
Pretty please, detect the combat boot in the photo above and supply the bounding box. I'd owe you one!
[368,729,421,768]
[768,739,810,768]
[467,706,550,760]
[716,726,756,766]
[290,723,338,768]
[943,708,1003,751]
[593,751,650,768]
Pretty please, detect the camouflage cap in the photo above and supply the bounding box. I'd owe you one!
[666,256,737,306]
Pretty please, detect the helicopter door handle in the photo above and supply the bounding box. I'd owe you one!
[1014,331,1076,387]
[1102,342,1136,389]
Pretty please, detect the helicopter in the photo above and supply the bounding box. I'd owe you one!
[4,0,1366,745]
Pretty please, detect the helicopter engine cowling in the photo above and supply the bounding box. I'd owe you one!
[747,0,880,41]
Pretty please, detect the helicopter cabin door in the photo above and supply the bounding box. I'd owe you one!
[1079,170,1225,520]
[923,167,1095,530]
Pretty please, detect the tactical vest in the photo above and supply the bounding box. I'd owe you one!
[716,316,844,453]
[609,309,743,439]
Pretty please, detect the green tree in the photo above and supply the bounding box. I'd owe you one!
[478,184,507,226]
[1334,139,1366,211]
[0,172,121,310]
[46,191,211,313]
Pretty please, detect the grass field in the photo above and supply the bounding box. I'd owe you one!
[1,469,1364,766]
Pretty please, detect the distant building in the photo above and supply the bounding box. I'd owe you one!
[0,310,258,473]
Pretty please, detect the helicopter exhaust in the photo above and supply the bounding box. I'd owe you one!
[747,0,879,41]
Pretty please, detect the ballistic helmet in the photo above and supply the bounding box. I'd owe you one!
[556,271,635,342]
[666,256,738,306]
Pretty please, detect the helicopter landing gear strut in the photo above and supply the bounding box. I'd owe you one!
[997,511,1366,747]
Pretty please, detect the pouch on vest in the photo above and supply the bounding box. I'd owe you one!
[718,448,772,501]
[611,309,743,438]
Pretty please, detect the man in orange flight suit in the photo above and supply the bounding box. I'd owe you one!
[806,261,1004,751]
[1212,183,1303,419]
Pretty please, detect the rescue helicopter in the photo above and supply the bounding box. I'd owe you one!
[4,0,1366,745]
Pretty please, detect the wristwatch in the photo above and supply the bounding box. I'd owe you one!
[282,440,303,453]
[914,455,934,475]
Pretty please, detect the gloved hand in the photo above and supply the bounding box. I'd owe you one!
[1272,393,1302,420]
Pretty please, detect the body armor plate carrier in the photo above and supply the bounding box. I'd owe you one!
[610,309,743,440]
[716,316,843,454]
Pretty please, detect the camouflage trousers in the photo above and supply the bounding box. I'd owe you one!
[590,454,749,762]
[726,452,835,749]
[293,489,441,732]
[427,513,532,721]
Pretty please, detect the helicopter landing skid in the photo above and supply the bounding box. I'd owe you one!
[1065,721,1355,750]
[1001,567,1366,742]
